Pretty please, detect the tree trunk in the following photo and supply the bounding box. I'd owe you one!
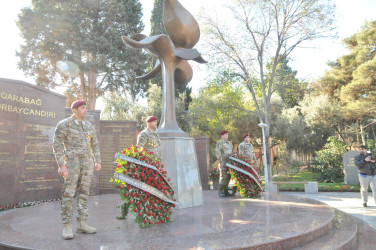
[88,70,97,110]
[360,123,365,145]
[79,72,86,100]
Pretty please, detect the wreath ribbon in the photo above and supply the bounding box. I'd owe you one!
[115,153,173,190]
[113,172,178,205]
[228,156,260,178]
[225,162,263,190]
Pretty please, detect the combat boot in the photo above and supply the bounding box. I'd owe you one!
[62,223,73,240]
[77,221,96,234]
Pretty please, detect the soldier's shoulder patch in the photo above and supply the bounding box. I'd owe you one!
[57,122,66,129]
[57,117,71,129]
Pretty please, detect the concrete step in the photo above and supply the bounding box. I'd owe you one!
[292,209,358,250]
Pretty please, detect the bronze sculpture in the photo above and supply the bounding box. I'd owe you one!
[122,0,206,137]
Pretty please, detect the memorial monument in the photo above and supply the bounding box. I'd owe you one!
[122,0,205,208]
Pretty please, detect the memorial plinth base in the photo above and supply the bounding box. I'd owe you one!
[160,137,203,209]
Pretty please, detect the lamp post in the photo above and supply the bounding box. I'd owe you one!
[258,123,269,183]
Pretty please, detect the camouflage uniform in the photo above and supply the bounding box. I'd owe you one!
[215,139,233,194]
[239,141,257,163]
[137,128,161,159]
[53,115,101,224]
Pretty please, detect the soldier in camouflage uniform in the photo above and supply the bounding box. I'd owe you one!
[239,133,257,164]
[53,100,101,240]
[215,130,233,197]
[137,116,161,159]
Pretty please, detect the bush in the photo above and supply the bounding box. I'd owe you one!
[311,136,348,183]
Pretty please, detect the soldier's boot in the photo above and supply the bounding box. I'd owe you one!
[77,221,96,234]
[62,223,73,240]
[224,188,232,197]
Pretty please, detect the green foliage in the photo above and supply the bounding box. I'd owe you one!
[189,71,259,146]
[102,82,191,131]
[267,56,307,108]
[311,136,348,183]
[16,0,148,107]
[313,20,376,146]
[101,91,147,130]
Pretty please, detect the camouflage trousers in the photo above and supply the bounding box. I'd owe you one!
[218,162,231,194]
[61,155,94,224]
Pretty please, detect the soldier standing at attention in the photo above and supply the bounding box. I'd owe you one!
[53,100,101,240]
[137,116,161,159]
[239,133,257,164]
[216,130,233,197]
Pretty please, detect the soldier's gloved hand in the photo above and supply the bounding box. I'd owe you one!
[58,165,68,177]
[94,162,101,171]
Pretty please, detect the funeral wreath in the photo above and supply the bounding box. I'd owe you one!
[111,145,177,228]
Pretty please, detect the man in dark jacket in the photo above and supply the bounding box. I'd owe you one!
[354,145,376,207]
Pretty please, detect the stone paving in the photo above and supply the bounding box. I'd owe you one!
[288,191,376,229]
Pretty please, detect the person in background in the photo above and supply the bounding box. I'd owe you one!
[137,116,161,159]
[238,133,257,164]
[215,130,233,197]
[354,145,376,207]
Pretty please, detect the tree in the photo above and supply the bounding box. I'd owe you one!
[201,0,335,181]
[17,0,148,109]
[267,56,307,108]
[314,20,376,145]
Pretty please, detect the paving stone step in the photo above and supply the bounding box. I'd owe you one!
[292,209,358,250]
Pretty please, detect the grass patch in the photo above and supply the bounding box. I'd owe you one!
[266,170,361,192]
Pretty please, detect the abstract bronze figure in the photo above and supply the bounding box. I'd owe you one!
[122,0,206,137]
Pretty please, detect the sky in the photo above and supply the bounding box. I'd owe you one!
[1,0,375,109]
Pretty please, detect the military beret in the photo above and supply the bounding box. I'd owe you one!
[244,133,250,139]
[220,130,228,136]
[146,116,157,122]
[71,100,86,110]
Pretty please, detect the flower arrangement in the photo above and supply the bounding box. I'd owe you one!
[111,145,176,228]
[226,153,263,198]
[208,167,220,181]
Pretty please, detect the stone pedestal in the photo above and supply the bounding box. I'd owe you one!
[304,182,318,194]
[160,137,204,209]
[265,182,278,193]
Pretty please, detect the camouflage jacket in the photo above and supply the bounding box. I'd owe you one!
[53,115,101,166]
[215,139,233,163]
[239,141,256,162]
[137,128,161,159]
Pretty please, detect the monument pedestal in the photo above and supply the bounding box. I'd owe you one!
[160,137,204,209]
